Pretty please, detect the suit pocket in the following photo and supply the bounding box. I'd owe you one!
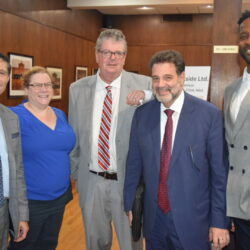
[11,132,19,139]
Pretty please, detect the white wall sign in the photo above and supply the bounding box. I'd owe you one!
[184,66,211,101]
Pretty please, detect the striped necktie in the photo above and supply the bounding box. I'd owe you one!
[98,86,112,171]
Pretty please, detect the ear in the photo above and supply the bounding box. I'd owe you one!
[24,87,28,95]
[179,72,185,86]
[95,51,99,64]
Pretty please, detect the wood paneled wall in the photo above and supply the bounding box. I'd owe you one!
[111,14,213,76]
[1,3,235,111]
[0,7,102,113]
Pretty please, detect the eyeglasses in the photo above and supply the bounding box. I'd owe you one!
[98,50,126,59]
[0,70,8,77]
[28,82,53,90]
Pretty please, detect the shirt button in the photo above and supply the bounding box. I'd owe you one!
[244,146,248,150]
[242,169,246,174]
[230,144,234,148]
[230,166,234,170]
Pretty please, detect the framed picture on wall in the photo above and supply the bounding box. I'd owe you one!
[8,52,34,97]
[75,66,88,81]
[46,66,62,100]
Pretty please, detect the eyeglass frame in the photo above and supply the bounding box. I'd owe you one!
[98,49,126,58]
[28,82,54,90]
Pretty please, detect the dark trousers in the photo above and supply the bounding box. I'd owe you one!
[8,185,72,250]
[234,218,250,250]
[146,208,184,250]
[8,200,65,250]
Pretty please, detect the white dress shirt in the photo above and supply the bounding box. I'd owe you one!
[160,91,184,151]
[230,67,250,122]
[0,118,9,197]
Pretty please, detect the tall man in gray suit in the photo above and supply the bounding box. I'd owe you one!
[69,29,151,250]
[224,11,250,250]
[0,53,28,249]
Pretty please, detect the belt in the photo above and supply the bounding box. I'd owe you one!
[90,170,118,180]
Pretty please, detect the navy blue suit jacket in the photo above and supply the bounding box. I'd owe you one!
[124,92,229,250]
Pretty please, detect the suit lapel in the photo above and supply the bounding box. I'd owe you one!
[116,71,134,133]
[233,89,250,138]
[149,100,161,173]
[0,106,12,156]
[224,80,241,140]
[85,76,97,146]
[171,93,194,165]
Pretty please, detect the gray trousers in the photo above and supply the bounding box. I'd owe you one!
[81,172,142,250]
[0,200,9,250]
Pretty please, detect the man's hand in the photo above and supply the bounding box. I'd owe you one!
[15,221,29,242]
[209,227,230,249]
[127,90,145,106]
[126,211,133,226]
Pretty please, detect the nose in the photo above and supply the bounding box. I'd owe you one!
[157,78,168,87]
[110,52,116,59]
[40,84,48,91]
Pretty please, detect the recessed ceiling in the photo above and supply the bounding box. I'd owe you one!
[67,0,250,15]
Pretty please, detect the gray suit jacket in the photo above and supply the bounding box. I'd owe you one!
[69,70,151,206]
[224,77,250,219]
[0,104,28,238]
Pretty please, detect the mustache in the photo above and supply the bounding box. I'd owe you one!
[241,46,250,51]
[154,86,173,92]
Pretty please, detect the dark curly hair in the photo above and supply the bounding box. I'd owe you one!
[238,10,250,25]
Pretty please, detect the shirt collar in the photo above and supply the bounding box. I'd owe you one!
[96,71,122,90]
[242,67,250,83]
[160,90,184,114]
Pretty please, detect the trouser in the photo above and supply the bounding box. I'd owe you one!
[234,217,250,250]
[8,200,65,250]
[146,208,184,250]
[0,199,9,250]
[81,172,142,250]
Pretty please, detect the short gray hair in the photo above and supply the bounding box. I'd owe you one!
[95,29,127,53]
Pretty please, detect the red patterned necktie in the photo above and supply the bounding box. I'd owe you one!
[158,109,174,213]
[98,86,112,171]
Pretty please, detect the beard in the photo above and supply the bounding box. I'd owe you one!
[153,86,181,107]
[240,46,250,64]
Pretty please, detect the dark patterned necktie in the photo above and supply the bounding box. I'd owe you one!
[158,109,174,213]
[0,158,4,205]
[98,86,112,170]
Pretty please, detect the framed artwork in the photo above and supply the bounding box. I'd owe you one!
[75,66,88,80]
[46,66,62,100]
[8,53,34,97]
[92,68,98,75]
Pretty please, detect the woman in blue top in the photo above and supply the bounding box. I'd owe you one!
[8,66,76,250]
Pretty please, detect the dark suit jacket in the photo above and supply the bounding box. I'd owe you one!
[124,92,229,250]
[0,104,28,238]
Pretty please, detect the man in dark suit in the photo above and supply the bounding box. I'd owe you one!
[69,29,151,250]
[0,53,28,249]
[224,11,250,250]
[124,50,229,250]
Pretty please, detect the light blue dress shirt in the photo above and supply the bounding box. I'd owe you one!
[0,118,9,197]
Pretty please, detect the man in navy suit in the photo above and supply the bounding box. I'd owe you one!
[124,50,229,250]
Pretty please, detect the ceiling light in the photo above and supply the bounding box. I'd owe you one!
[137,6,154,10]
[205,5,213,9]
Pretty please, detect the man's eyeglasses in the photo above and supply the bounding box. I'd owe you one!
[98,50,126,59]
[28,82,53,90]
[0,70,8,77]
